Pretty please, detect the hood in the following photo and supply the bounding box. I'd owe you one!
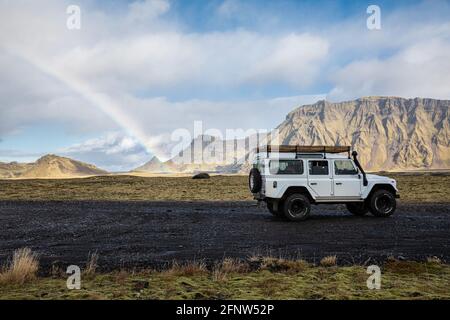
[365,174,391,180]
[366,173,397,189]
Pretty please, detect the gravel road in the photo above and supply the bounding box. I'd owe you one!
[0,201,448,271]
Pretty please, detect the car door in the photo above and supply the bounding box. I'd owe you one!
[307,160,332,198]
[333,159,362,198]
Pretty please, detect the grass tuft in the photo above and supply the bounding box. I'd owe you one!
[212,258,249,282]
[248,255,309,272]
[0,248,39,285]
[320,255,337,267]
[84,252,98,277]
[164,260,208,277]
[427,256,442,264]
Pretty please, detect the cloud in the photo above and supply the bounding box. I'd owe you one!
[119,93,326,135]
[217,0,240,17]
[323,1,450,100]
[52,30,329,93]
[0,0,329,162]
[60,132,150,171]
[0,149,43,163]
[246,33,328,87]
[0,50,116,136]
[328,38,450,101]
[127,0,170,22]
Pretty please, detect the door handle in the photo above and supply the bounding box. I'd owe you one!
[310,182,317,185]
[336,182,343,185]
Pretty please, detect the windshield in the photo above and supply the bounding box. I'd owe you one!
[334,160,358,175]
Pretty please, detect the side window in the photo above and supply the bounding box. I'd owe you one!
[309,160,329,175]
[334,160,358,175]
[269,160,304,175]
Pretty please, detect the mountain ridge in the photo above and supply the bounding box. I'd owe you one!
[136,96,450,173]
[1,96,448,178]
[0,154,108,179]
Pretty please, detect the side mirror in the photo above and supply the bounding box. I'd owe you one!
[358,174,361,179]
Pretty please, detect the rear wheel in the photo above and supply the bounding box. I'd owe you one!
[267,201,284,218]
[346,202,369,216]
[369,189,396,217]
[283,194,311,221]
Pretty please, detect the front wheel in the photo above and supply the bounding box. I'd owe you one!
[283,194,311,221]
[369,189,396,217]
[346,203,369,216]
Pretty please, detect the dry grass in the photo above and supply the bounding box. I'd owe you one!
[164,260,208,277]
[0,175,250,201]
[212,258,249,282]
[249,255,309,273]
[0,172,447,202]
[0,248,39,285]
[427,256,442,264]
[83,252,98,277]
[320,255,337,267]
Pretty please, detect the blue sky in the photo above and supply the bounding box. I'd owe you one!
[0,0,449,170]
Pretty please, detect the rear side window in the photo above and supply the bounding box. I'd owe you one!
[334,160,358,175]
[269,160,304,175]
[309,160,329,175]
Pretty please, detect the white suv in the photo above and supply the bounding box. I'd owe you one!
[249,146,399,221]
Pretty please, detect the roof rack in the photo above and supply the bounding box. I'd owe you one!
[256,145,351,159]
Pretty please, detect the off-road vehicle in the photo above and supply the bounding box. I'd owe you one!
[249,146,399,221]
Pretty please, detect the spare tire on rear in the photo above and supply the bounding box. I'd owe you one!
[248,168,262,193]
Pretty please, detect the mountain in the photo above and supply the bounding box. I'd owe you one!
[275,97,449,171]
[135,96,449,173]
[0,154,108,179]
[134,135,248,173]
[0,161,33,178]
[134,156,175,173]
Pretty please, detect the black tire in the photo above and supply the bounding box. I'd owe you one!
[267,201,284,218]
[283,193,311,221]
[346,202,369,216]
[248,168,262,193]
[369,189,396,217]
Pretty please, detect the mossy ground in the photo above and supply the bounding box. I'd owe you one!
[1,260,448,300]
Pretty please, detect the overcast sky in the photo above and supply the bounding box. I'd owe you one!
[0,0,449,171]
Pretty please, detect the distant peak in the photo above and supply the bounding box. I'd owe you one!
[149,156,161,163]
[37,154,61,161]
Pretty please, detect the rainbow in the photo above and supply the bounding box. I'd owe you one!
[5,45,167,160]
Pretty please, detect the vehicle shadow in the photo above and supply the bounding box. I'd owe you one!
[267,213,387,222]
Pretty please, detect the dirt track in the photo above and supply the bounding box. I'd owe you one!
[0,201,449,271]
